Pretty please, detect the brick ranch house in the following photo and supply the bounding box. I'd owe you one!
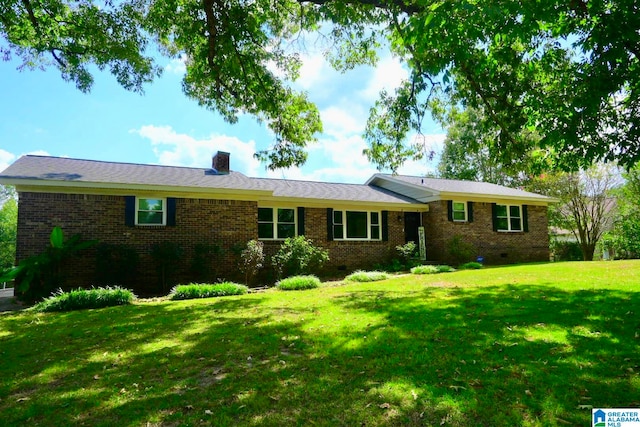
[0,153,553,294]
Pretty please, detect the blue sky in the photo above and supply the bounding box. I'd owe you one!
[0,49,445,183]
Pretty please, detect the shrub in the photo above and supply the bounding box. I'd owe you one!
[411,265,456,274]
[0,226,97,302]
[170,282,248,300]
[272,236,329,279]
[550,239,583,261]
[151,241,184,293]
[95,243,139,286]
[459,262,483,270]
[276,275,321,291]
[375,258,405,273]
[345,270,390,282]
[239,240,264,285]
[447,235,475,266]
[396,241,419,265]
[33,286,136,312]
[190,244,224,282]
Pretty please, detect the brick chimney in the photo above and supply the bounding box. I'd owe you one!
[212,151,230,174]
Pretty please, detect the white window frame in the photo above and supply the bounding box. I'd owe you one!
[333,210,382,241]
[258,207,297,240]
[496,204,523,232]
[452,201,467,222]
[135,197,167,226]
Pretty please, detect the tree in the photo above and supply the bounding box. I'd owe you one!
[0,197,17,270]
[0,185,16,202]
[602,163,640,258]
[3,1,639,171]
[434,105,540,187]
[530,164,622,261]
[0,185,17,270]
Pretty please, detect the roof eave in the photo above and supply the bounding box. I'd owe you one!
[438,191,556,205]
[256,195,429,210]
[367,174,442,197]
[2,178,273,198]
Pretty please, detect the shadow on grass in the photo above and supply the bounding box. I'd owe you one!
[1,284,639,426]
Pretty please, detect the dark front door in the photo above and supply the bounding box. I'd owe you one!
[404,212,421,244]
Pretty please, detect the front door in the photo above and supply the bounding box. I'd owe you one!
[404,212,421,244]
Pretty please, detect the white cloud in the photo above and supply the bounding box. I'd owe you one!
[359,55,409,102]
[319,106,366,138]
[132,125,261,176]
[0,149,53,172]
[297,52,333,90]
[164,54,188,75]
[0,149,16,172]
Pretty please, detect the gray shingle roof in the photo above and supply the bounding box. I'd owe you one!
[0,155,256,190]
[376,174,552,201]
[251,177,420,204]
[0,155,420,205]
[0,156,552,205]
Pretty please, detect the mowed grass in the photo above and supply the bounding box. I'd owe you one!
[1,261,639,426]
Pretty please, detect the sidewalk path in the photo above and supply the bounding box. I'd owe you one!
[0,288,24,312]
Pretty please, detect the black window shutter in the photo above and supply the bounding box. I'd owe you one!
[447,200,453,222]
[522,205,529,232]
[327,208,334,241]
[167,197,177,226]
[297,207,305,236]
[491,203,498,232]
[467,201,474,223]
[125,196,135,227]
[382,211,389,241]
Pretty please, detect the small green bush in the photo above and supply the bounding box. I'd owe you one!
[170,282,248,300]
[411,265,456,274]
[272,236,329,279]
[33,286,136,312]
[375,258,405,273]
[239,240,265,286]
[276,275,321,291]
[410,265,439,274]
[345,270,390,282]
[459,262,483,270]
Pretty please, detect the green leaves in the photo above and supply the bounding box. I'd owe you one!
[3,0,640,171]
[50,226,64,249]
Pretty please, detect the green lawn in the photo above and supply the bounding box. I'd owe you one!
[1,261,639,426]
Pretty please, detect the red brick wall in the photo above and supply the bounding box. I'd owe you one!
[423,200,549,265]
[16,192,550,294]
[17,192,257,295]
[16,193,407,293]
[261,208,405,277]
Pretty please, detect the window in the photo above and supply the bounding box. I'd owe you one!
[258,207,296,239]
[495,204,522,232]
[333,210,381,240]
[136,197,166,225]
[452,201,467,222]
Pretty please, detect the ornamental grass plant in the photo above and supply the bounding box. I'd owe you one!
[276,275,321,290]
[170,282,248,300]
[32,286,135,312]
[345,270,390,282]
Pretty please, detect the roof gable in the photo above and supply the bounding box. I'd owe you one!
[366,174,554,204]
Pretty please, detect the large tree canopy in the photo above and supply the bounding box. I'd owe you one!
[2,0,639,171]
[433,105,540,187]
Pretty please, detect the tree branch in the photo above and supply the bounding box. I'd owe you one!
[298,0,422,15]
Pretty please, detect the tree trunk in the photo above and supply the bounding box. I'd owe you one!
[582,243,596,261]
